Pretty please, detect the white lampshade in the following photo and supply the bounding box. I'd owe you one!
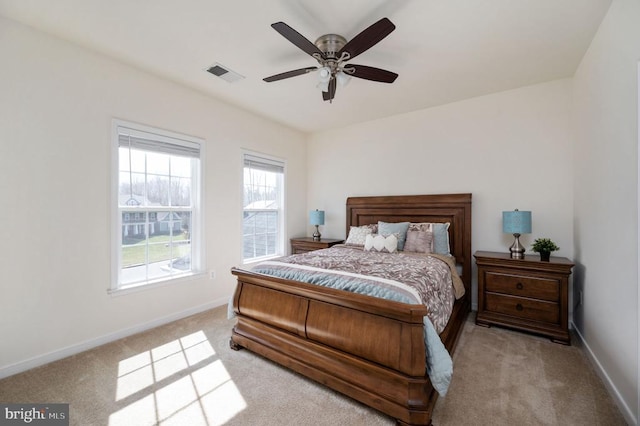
[316,80,330,92]
[318,67,331,83]
[316,66,331,91]
[336,70,351,87]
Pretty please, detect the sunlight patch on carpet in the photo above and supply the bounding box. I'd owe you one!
[109,330,246,425]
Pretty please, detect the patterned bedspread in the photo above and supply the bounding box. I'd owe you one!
[251,244,459,334]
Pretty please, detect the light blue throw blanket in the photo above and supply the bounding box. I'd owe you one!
[423,316,453,395]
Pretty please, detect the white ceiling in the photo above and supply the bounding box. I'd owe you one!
[0,0,612,134]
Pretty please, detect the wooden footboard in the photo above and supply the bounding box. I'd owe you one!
[231,268,440,425]
[230,193,472,425]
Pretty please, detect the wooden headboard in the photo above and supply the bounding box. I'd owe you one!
[346,193,472,296]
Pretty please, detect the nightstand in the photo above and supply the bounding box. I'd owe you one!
[290,237,344,254]
[474,251,574,345]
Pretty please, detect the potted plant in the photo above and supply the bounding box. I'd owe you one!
[531,238,559,261]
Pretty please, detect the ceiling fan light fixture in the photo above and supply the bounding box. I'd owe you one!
[336,70,351,87]
[317,66,332,91]
[316,80,330,92]
[318,67,332,83]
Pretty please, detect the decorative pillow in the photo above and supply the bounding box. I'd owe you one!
[345,225,373,246]
[364,233,398,253]
[404,230,433,253]
[409,222,450,255]
[433,223,451,255]
[378,221,410,251]
[408,222,433,233]
[365,223,378,234]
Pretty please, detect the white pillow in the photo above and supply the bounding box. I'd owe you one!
[364,234,398,253]
[345,226,373,245]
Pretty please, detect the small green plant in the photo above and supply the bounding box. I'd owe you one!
[531,238,559,253]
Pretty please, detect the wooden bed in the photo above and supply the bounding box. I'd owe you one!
[230,193,472,425]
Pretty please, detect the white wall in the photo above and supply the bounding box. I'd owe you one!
[307,79,574,309]
[571,0,639,423]
[0,17,306,376]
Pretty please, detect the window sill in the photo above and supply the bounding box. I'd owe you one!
[242,254,282,267]
[108,271,206,297]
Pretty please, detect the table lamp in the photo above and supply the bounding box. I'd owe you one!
[502,209,532,259]
[310,209,325,241]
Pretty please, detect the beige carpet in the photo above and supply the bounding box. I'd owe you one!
[0,305,626,425]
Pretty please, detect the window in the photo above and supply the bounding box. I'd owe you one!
[112,120,204,291]
[242,152,285,262]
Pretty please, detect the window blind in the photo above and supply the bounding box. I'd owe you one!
[118,126,200,158]
[243,153,284,173]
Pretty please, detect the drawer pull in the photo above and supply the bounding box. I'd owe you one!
[516,303,524,311]
[516,282,523,290]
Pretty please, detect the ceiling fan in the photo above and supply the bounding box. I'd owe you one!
[263,17,398,103]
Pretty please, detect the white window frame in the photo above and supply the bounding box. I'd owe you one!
[241,150,286,264]
[110,119,205,293]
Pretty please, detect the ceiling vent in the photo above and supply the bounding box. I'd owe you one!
[206,63,244,83]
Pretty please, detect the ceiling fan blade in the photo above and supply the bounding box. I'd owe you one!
[338,17,395,61]
[264,67,317,82]
[345,64,398,83]
[322,79,337,102]
[271,22,324,58]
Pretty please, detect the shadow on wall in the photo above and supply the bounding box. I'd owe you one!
[571,262,586,329]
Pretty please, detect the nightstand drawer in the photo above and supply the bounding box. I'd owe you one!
[485,293,559,324]
[291,243,322,254]
[485,272,559,302]
[290,238,344,254]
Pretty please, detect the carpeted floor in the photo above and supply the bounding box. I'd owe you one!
[0,305,627,425]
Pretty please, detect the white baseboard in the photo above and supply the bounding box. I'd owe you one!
[570,320,638,426]
[0,296,229,380]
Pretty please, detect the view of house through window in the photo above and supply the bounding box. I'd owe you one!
[243,153,284,262]
[113,121,203,289]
